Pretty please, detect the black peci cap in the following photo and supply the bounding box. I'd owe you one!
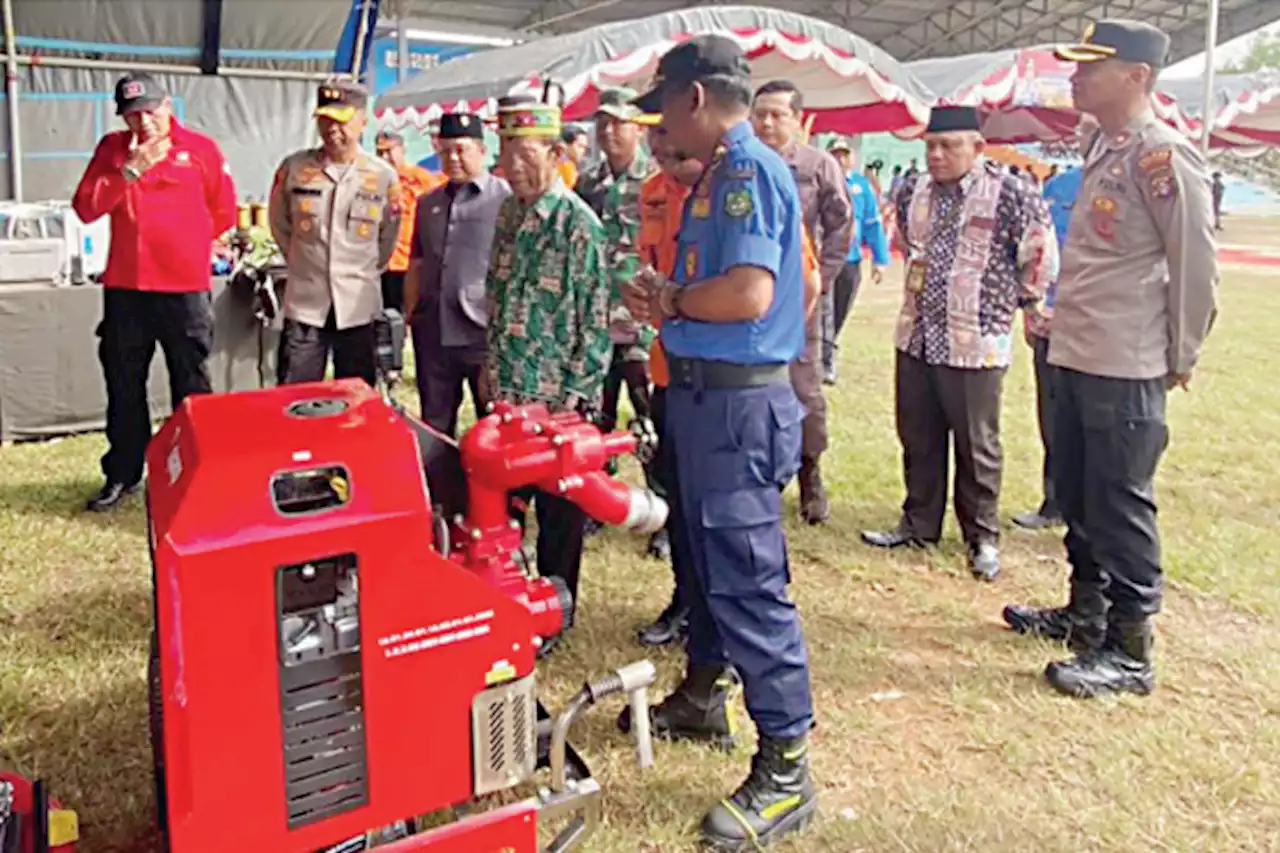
[438,112,484,140]
[1055,19,1171,68]
[114,72,166,116]
[926,105,982,134]
[632,35,751,113]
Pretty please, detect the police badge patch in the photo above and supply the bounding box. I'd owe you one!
[724,189,753,218]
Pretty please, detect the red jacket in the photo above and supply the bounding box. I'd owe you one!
[72,120,237,292]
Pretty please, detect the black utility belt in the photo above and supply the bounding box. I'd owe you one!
[666,356,789,389]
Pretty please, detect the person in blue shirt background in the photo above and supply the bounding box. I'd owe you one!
[1010,162,1081,531]
[623,34,819,851]
[824,136,891,384]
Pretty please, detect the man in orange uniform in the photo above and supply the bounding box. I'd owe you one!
[376,130,446,312]
[634,122,820,647]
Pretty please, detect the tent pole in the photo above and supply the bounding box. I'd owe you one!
[0,52,331,81]
[1200,0,1220,156]
[3,0,23,200]
[351,0,373,84]
[397,12,409,84]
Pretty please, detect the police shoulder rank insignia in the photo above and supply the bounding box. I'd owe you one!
[724,189,754,218]
[1138,147,1172,173]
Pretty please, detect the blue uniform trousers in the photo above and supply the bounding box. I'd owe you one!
[665,377,815,740]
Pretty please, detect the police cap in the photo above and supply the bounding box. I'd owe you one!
[633,35,751,113]
[1055,19,1171,68]
[314,80,369,124]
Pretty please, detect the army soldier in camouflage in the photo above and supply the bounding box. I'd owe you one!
[483,93,612,641]
[575,87,662,543]
[1004,20,1218,698]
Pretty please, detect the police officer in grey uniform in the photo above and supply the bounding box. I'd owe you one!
[1003,20,1218,699]
[268,80,401,387]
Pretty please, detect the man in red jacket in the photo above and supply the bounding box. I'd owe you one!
[72,72,237,511]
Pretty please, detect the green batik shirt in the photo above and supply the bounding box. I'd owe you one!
[484,178,612,412]
[576,148,657,360]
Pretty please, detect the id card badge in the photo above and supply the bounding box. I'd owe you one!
[905,258,927,293]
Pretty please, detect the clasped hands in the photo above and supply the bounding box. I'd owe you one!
[623,265,681,326]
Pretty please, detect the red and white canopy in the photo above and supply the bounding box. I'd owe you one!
[374,6,932,135]
[1213,84,1280,146]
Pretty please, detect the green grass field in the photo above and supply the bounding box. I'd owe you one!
[2,248,1279,852]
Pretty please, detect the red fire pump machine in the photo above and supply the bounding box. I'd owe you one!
[144,379,665,853]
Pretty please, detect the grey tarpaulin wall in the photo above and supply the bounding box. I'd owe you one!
[1,0,365,202]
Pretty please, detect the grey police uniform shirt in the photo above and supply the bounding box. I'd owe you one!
[1049,110,1218,380]
[410,173,512,349]
[268,149,401,330]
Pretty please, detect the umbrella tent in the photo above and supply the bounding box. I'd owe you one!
[373,6,933,135]
[904,46,1230,148]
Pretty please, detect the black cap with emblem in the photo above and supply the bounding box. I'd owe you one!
[438,112,484,140]
[1055,19,1171,68]
[926,105,982,134]
[114,72,167,116]
[632,35,752,113]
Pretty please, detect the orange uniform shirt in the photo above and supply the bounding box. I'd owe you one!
[557,159,578,189]
[389,164,446,272]
[638,172,819,387]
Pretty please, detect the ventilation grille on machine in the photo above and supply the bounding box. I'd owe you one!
[277,554,368,830]
[471,674,537,797]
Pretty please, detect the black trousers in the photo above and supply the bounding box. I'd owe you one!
[895,351,1005,546]
[277,312,377,388]
[411,317,486,518]
[97,288,213,486]
[822,261,863,370]
[381,270,406,314]
[512,489,587,617]
[1031,335,1059,517]
[600,345,652,433]
[651,387,695,612]
[1051,366,1168,622]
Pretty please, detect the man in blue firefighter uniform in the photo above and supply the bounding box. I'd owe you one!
[620,34,817,851]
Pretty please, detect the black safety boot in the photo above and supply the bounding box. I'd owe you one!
[87,480,141,512]
[646,528,672,561]
[1002,604,1072,642]
[1046,619,1156,698]
[798,456,830,524]
[617,663,740,751]
[700,734,819,850]
[637,600,688,647]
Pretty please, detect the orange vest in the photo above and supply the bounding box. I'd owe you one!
[390,165,446,272]
[638,172,819,387]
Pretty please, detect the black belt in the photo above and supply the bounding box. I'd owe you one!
[666,356,789,389]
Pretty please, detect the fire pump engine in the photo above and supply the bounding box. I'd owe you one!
[143,373,668,853]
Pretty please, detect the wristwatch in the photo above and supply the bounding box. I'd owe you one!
[121,163,142,182]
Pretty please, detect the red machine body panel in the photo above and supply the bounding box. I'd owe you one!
[146,380,540,853]
[384,801,539,853]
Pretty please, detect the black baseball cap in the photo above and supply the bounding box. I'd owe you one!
[114,72,166,116]
[1055,19,1171,67]
[315,80,369,123]
[632,35,751,113]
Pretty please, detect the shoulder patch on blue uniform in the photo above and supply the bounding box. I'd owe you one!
[724,189,754,218]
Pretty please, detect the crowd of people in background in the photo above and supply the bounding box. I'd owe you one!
[68,16,1219,851]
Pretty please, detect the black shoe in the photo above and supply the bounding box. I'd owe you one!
[1002,604,1071,642]
[1045,620,1155,698]
[798,457,830,525]
[583,517,604,538]
[860,524,932,549]
[86,480,141,512]
[1011,508,1064,530]
[700,734,819,851]
[969,542,1000,581]
[646,528,672,561]
[618,663,740,751]
[637,603,688,647]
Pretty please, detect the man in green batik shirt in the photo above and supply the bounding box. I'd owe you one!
[483,93,611,645]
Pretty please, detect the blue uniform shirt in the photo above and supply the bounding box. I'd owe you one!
[662,120,806,366]
[844,172,891,266]
[1043,166,1083,253]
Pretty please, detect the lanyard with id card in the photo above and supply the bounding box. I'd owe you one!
[905,251,927,293]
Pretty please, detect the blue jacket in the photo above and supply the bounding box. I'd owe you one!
[1043,166,1083,252]
[845,172,891,265]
